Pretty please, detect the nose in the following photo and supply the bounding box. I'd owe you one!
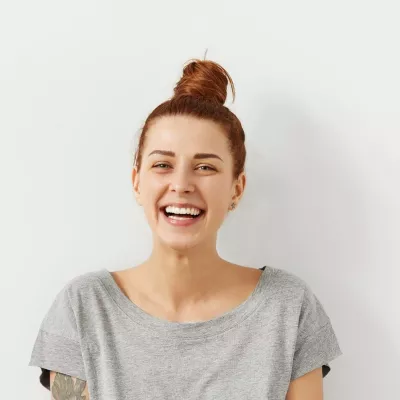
[169,170,195,194]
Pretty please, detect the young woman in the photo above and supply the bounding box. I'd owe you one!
[28,58,342,399]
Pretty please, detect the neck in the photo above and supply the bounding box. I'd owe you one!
[132,242,236,314]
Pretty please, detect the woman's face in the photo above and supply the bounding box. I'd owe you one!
[132,115,245,251]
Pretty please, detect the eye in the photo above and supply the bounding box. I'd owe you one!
[197,165,216,171]
[153,163,171,169]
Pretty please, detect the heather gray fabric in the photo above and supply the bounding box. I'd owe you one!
[28,265,342,399]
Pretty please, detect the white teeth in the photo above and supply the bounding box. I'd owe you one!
[165,206,202,216]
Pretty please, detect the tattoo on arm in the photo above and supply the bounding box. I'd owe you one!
[51,372,87,400]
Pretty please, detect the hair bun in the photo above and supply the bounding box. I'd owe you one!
[173,59,235,105]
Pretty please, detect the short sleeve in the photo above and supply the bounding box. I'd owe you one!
[291,282,343,381]
[28,282,86,391]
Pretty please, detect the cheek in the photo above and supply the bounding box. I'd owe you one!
[203,180,232,209]
[140,173,164,197]
[138,181,164,216]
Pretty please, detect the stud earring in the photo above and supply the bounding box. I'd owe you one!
[230,202,236,211]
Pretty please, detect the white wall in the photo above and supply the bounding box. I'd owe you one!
[1,0,399,398]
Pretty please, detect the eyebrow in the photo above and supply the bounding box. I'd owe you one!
[148,150,224,162]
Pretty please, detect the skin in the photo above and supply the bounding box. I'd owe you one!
[49,371,89,399]
[49,114,323,399]
[286,367,323,400]
[130,114,250,315]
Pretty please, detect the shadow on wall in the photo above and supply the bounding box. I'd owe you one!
[218,91,397,398]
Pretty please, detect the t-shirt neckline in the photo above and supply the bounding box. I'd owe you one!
[97,265,275,339]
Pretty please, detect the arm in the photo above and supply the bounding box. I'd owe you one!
[50,371,89,399]
[286,367,323,400]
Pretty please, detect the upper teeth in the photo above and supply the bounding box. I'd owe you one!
[165,206,202,215]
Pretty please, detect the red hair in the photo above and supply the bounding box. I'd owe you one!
[133,59,246,180]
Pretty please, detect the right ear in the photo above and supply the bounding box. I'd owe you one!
[132,167,141,206]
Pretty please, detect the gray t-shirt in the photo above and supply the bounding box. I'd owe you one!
[28,265,342,399]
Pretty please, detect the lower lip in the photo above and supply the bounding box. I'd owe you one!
[160,210,205,227]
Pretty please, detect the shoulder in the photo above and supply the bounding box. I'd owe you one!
[66,268,107,288]
[265,265,310,298]
[266,266,334,335]
[260,265,326,320]
[58,269,109,305]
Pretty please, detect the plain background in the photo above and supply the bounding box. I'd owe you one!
[1,0,399,399]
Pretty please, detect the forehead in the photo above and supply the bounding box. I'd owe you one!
[144,115,229,155]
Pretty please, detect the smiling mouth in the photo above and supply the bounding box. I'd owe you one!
[160,206,206,219]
